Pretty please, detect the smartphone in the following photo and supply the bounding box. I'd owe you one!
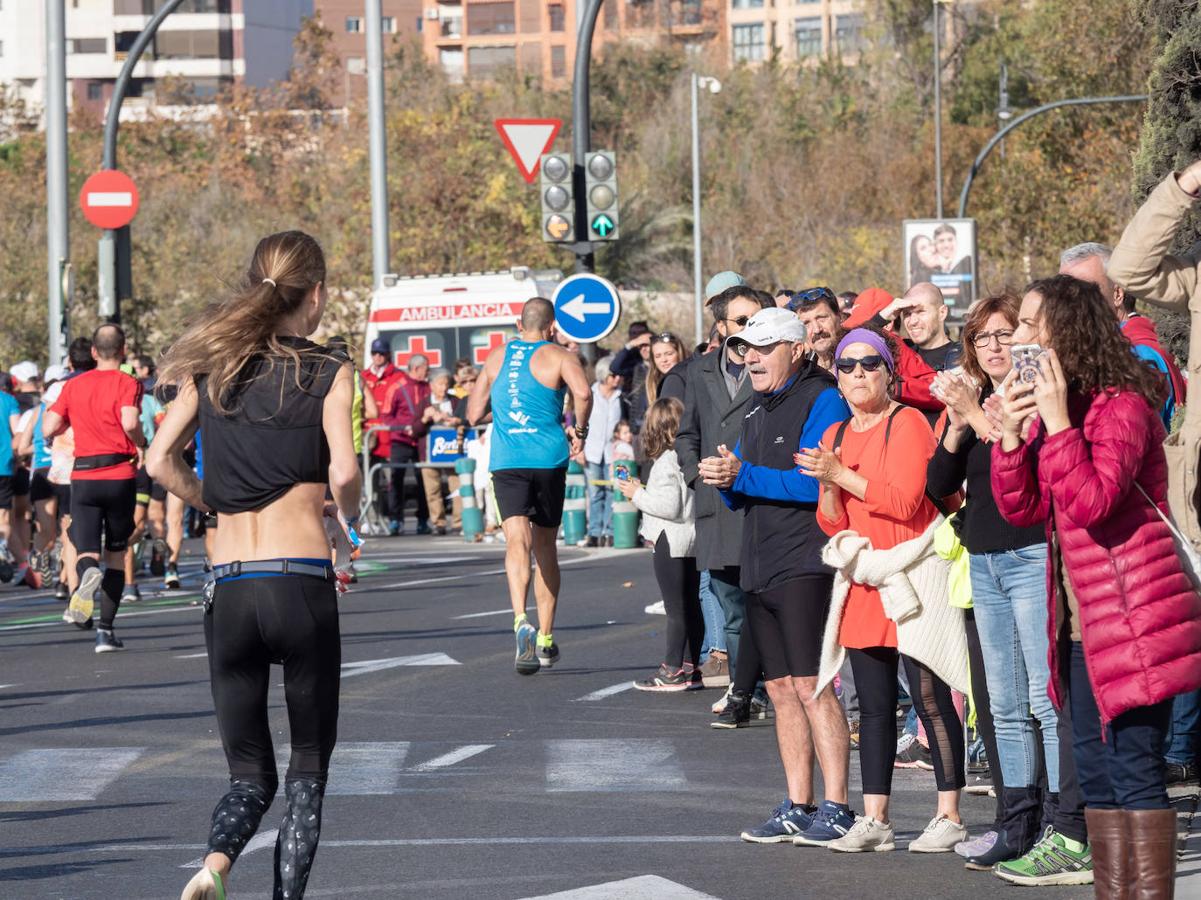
[1011,344,1043,384]
[616,469,629,482]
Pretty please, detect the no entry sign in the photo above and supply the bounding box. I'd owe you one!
[79,169,139,229]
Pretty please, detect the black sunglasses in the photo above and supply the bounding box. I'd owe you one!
[724,315,750,327]
[834,354,885,374]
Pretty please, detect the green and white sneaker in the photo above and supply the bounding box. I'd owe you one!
[993,827,1093,886]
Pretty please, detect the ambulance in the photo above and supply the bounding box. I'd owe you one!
[363,267,563,373]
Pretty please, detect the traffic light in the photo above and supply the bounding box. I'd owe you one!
[539,152,574,243]
[584,151,619,241]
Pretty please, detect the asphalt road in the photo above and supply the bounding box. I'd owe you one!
[0,536,1196,900]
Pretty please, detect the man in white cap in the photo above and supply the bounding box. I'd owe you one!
[700,306,856,847]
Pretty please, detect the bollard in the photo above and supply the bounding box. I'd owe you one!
[562,461,587,546]
[456,457,483,541]
[610,460,640,549]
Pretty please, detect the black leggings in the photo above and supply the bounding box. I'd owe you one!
[203,573,340,897]
[850,647,966,795]
[651,533,702,669]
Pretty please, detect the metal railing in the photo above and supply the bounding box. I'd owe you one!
[359,425,460,534]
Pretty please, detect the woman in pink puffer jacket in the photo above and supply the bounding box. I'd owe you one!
[991,275,1201,900]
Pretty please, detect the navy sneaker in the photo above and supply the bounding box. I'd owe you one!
[793,800,856,846]
[514,621,539,675]
[740,799,816,844]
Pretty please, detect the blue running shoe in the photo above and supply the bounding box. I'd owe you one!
[515,621,539,675]
[793,800,856,846]
[740,799,815,844]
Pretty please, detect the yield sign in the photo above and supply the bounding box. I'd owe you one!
[494,117,562,184]
[79,169,139,229]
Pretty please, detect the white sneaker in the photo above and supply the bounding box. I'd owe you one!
[908,814,968,853]
[711,684,733,714]
[643,600,666,615]
[827,816,896,853]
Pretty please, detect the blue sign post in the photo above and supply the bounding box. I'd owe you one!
[552,273,622,344]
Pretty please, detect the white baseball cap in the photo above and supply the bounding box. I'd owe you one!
[10,360,39,383]
[728,307,808,349]
[43,364,68,385]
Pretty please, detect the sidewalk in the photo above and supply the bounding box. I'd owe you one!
[1172,784,1200,899]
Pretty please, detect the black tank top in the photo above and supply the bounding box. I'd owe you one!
[196,336,344,514]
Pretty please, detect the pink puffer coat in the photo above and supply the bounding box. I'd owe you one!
[992,389,1201,726]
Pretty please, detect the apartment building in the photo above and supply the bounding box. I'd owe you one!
[314,0,421,104]
[728,0,862,64]
[422,0,727,83]
[0,0,312,118]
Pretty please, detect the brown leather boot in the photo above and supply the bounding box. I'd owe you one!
[1126,808,1179,900]
[1085,808,1128,900]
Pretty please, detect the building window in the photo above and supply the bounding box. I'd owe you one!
[730,0,764,8]
[731,23,764,62]
[551,45,566,78]
[381,16,396,33]
[69,37,108,54]
[793,17,820,57]
[835,14,863,54]
[467,44,516,76]
[87,82,103,101]
[440,47,465,81]
[466,2,515,36]
[346,16,363,33]
[156,29,226,60]
[548,3,565,32]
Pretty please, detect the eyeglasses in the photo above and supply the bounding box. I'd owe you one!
[834,355,886,374]
[724,316,750,327]
[787,286,836,311]
[971,329,1015,348]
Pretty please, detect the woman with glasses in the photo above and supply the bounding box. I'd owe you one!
[797,325,970,854]
[925,295,1065,874]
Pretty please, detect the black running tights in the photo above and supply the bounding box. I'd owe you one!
[203,574,340,898]
[850,646,966,795]
[652,533,702,670]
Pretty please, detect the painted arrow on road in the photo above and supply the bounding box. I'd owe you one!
[341,653,461,679]
[559,294,611,323]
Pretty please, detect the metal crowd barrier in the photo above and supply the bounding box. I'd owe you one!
[359,425,459,535]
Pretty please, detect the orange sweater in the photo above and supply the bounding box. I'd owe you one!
[816,406,939,649]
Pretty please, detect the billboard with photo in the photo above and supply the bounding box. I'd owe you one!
[903,218,977,312]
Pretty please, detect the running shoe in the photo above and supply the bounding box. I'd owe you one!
[908,814,968,853]
[514,621,539,675]
[149,539,167,577]
[633,663,703,692]
[388,519,401,536]
[95,628,126,653]
[993,827,1093,886]
[121,584,143,604]
[180,866,226,900]
[894,732,934,769]
[828,816,896,853]
[740,799,815,843]
[955,829,998,859]
[64,567,103,627]
[54,580,69,602]
[416,522,432,536]
[792,800,856,847]
[537,641,560,669]
[711,689,752,729]
[750,689,771,720]
[164,564,181,590]
[643,600,666,615]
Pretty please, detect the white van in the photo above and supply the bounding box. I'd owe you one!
[363,267,563,372]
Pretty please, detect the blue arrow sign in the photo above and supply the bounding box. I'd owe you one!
[552,273,622,344]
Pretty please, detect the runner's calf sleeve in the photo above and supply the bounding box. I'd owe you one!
[99,569,125,630]
[273,778,326,900]
[207,778,275,864]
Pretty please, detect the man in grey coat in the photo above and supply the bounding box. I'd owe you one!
[676,283,773,724]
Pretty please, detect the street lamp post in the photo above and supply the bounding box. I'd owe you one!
[691,73,721,346]
[932,0,952,219]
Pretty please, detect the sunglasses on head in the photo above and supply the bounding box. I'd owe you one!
[788,286,836,310]
[834,355,886,374]
[653,332,675,344]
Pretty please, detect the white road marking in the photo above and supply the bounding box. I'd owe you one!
[106,835,737,854]
[411,744,493,771]
[341,653,460,679]
[451,608,513,620]
[180,828,278,868]
[173,651,207,659]
[520,875,719,900]
[574,682,634,702]
[305,742,411,795]
[0,747,143,801]
[371,555,598,593]
[544,739,687,793]
[0,684,14,689]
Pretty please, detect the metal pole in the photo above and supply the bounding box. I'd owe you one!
[45,0,68,365]
[690,73,703,347]
[99,0,184,323]
[571,0,603,363]
[933,0,943,219]
[366,0,390,290]
[957,95,1148,218]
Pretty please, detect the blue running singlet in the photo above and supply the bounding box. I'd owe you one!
[489,340,568,471]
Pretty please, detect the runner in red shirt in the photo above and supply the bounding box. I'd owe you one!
[43,324,145,651]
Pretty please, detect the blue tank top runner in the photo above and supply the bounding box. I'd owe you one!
[489,340,569,471]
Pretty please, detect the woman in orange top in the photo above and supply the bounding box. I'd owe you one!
[797,325,967,854]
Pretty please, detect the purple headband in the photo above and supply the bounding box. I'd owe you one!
[835,329,895,372]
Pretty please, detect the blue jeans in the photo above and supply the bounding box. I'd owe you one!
[969,545,1059,791]
[585,462,611,538]
[1166,688,1201,765]
[708,567,745,680]
[699,570,726,658]
[1069,642,1171,809]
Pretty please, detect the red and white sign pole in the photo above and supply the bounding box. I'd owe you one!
[80,169,139,321]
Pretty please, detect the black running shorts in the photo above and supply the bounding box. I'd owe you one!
[491,467,568,528]
[68,478,137,554]
[134,467,168,505]
[747,574,835,680]
[29,468,54,504]
[12,466,30,498]
[0,475,12,508]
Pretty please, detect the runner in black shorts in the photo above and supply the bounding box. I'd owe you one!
[43,324,145,651]
[468,298,592,674]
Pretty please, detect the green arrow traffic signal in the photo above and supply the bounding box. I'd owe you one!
[591,214,615,238]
